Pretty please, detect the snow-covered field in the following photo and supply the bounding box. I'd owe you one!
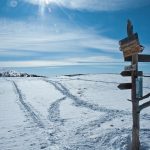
[0,74,150,150]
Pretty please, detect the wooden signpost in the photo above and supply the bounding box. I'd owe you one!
[118,19,150,150]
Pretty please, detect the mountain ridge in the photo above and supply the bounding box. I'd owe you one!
[0,70,45,77]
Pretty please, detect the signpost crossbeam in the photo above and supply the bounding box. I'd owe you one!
[120,71,143,77]
[125,54,150,62]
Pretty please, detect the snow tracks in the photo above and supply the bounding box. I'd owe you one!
[44,79,130,121]
[12,81,45,128]
[43,79,133,149]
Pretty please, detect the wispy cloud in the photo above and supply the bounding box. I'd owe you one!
[68,56,122,63]
[0,19,118,55]
[80,36,118,52]
[0,55,122,68]
[0,60,75,68]
[24,0,150,11]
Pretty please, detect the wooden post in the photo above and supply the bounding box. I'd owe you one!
[131,54,140,150]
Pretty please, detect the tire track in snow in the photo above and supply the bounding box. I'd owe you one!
[12,81,45,128]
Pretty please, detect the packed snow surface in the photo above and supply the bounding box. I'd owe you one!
[0,74,150,150]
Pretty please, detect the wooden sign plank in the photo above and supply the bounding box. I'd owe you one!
[120,40,139,51]
[121,44,141,52]
[122,45,141,56]
[120,71,143,77]
[125,54,150,62]
[123,46,142,57]
[118,83,132,90]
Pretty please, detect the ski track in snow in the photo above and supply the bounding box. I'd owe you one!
[10,79,69,149]
[0,79,54,150]
[12,81,45,129]
[58,77,120,84]
[56,77,150,90]
[48,96,66,124]
[12,79,67,128]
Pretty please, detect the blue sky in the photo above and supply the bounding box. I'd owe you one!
[0,0,150,76]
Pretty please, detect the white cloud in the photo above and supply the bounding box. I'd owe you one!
[24,0,150,11]
[80,36,118,52]
[68,56,122,63]
[0,60,75,68]
[0,50,33,57]
[0,56,122,68]
[0,20,119,55]
[0,19,121,68]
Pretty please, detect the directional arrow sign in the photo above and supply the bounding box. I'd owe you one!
[125,54,150,62]
[122,45,143,58]
[118,83,132,90]
[119,33,143,57]
[120,71,143,77]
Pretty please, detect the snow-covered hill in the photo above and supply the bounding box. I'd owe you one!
[0,74,149,150]
[0,70,44,77]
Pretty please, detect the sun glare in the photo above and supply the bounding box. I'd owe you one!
[38,0,51,16]
[26,0,58,15]
[38,0,53,6]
